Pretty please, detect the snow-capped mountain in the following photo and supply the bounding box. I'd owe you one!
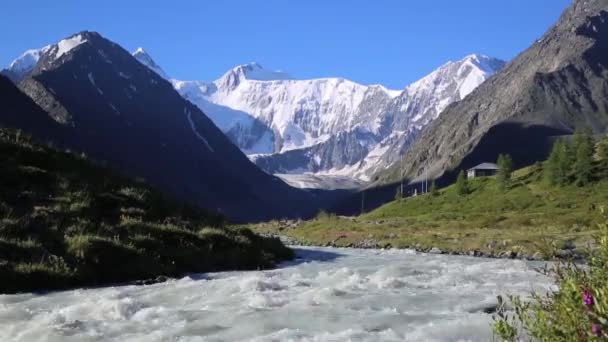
[1,45,51,81]
[352,54,507,179]
[140,52,504,183]
[170,62,401,156]
[4,31,319,221]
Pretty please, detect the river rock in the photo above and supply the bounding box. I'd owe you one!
[562,240,576,250]
[487,241,497,250]
[353,239,379,249]
[468,250,482,257]
[556,249,574,259]
[429,247,443,254]
[499,250,516,259]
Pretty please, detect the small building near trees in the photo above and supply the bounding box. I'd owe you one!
[467,163,499,179]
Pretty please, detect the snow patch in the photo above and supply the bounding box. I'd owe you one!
[97,49,111,63]
[109,103,120,115]
[87,73,104,95]
[55,34,87,60]
[184,108,214,152]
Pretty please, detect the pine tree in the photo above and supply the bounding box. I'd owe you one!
[545,139,572,186]
[599,136,608,161]
[456,170,469,196]
[395,186,403,201]
[558,139,574,185]
[497,154,513,191]
[573,128,594,186]
[430,181,438,197]
[545,139,563,186]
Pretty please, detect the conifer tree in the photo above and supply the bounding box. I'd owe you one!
[599,136,608,161]
[574,128,594,186]
[395,186,403,201]
[497,154,513,191]
[545,139,572,186]
[430,181,438,197]
[456,170,469,196]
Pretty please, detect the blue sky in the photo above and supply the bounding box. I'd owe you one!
[1,0,570,89]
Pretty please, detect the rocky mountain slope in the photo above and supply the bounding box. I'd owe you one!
[133,51,503,182]
[376,0,608,185]
[1,31,317,222]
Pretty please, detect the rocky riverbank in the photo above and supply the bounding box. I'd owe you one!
[259,222,591,262]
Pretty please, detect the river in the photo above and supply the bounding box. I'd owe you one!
[0,247,552,341]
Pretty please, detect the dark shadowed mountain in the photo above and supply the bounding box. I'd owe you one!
[379,0,608,184]
[1,31,321,222]
[333,0,608,215]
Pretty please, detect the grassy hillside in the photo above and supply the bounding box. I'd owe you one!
[0,128,292,294]
[255,159,608,258]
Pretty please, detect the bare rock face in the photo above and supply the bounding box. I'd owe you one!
[377,0,608,185]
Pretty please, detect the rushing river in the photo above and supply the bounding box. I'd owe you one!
[0,247,553,342]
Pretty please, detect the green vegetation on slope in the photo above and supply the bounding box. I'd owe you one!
[255,137,608,258]
[0,128,293,294]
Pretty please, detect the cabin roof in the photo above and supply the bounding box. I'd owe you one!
[467,162,499,171]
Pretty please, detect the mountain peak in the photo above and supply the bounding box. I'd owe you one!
[215,62,293,89]
[3,32,97,80]
[4,45,51,80]
[460,54,506,74]
[131,47,169,80]
[133,47,147,55]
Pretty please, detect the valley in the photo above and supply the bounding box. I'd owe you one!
[0,0,607,340]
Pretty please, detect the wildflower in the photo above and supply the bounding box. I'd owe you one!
[592,324,602,337]
[583,289,594,307]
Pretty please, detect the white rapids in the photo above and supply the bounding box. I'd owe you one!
[0,247,552,342]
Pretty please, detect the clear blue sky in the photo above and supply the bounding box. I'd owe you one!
[1,0,571,89]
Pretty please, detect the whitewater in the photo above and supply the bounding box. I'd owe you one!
[0,247,552,341]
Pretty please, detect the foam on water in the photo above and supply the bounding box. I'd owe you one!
[0,247,551,341]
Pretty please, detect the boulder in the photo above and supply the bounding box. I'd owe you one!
[429,247,443,254]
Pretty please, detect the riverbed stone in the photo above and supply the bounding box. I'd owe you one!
[556,249,574,259]
[429,247,443,254]
[499,250,516,259]
[487,240,497,250]
[562,240,576,250]
[531,252,544,261]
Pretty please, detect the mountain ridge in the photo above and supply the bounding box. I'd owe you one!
[128,49,504,183]
[2,30,319,222]
[376,0,608,186]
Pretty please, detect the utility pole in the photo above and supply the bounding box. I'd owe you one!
[424,159,430,194]
[360,146,365,214]
[361,189,365,214]
[400,156,404,200]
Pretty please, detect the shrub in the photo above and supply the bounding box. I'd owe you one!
[493,208,608,341]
